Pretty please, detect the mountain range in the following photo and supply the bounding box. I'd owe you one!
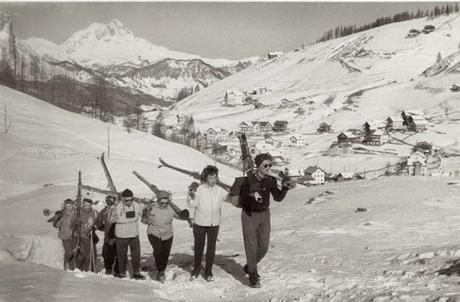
[0,14,258,115]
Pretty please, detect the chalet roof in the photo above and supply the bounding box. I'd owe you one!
[372,129,385,136]
[252,121,272,127]
[404,109,425,117]
[338,172,355,179]
[338,131,358,139]
[239,121,252,127]
[364,120,386,129]
[226,90,245,96]
[304,166,324,175]
[387,116,404,122]
[274,120,289,125]
[290,134,304,140]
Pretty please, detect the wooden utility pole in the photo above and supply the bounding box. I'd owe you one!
[4,104,12,134]
[107,126,110,159]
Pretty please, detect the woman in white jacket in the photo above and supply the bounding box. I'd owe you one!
[187,165,228,282]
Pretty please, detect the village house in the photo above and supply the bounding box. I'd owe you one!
[246,87,268,95]
[364,129,387,145]
[279,98,297,109]
[286,168,304,182]
[239,121,255,135]
[267,51,283,59]
[331,172,356,182]
[204,127,228,143]
[303,166,326,185]
[289,134,305,148]
[337,131,361,145]
[412,117,429,132]
[401,110,429,132]
[407,151,428,176]
[317,121,332,134]
[363,120,386,136]
[204,128,218,143]
[252,121,273,135]
[386,116,405,132]
[273,120,289,132]
[223,90,246,106]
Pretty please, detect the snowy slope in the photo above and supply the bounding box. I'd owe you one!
[3,92,460,301]
[171,14,460,132]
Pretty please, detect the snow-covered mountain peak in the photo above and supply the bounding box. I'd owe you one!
[0,12,12,35]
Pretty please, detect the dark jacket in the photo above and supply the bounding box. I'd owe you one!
[95,207,116,243]
[239,175,288,213]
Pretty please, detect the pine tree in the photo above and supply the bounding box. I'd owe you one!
[437,52,442,63]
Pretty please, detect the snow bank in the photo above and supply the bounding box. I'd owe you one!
[0,249,17,264]
[0,235,63,269]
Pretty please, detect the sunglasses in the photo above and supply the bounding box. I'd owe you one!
[263,163,273,168]
[123,198,134,202]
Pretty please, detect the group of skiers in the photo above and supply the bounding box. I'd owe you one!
[52,153,293,288]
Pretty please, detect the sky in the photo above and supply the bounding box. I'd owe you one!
[0,2,453,60]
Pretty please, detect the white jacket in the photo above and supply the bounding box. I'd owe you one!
[188,184,227,227]
[109,202,143,238]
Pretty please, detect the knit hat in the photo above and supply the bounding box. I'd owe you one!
[121,189,134,198]
[157,190,171,201]
[254,153,273,168]
[82,198,93,205]
[63,198,73,205]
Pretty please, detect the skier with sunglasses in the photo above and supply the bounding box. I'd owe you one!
[238,153,292,288]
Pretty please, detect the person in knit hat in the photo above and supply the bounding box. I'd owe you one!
[109,189,145,280]
[95,195,119,276]
[142,190,189,283]
[54,198,77,271]
[236,152,292,288]
[74,198,98,272]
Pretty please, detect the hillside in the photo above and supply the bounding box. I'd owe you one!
[4,84,460,301]
[163,13,460,174]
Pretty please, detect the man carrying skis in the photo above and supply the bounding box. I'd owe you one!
[109,189,145,280]
[74,198,98,272]
[54,198,77,271]
[95,195,119,275]
[236,153,292,288]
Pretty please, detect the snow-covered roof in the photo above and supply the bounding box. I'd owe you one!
[339,131,358,139]
[387,116,403,122]
[339,172,355,179]
[290,134,304,140]
[365,120,386,129]
[226,90,245,96]
[239,121,252,127]
[304,166,324,175]
[405,110,425,117]
[372,129,385,136]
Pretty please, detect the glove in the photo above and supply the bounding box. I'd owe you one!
[282,177,294,189]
